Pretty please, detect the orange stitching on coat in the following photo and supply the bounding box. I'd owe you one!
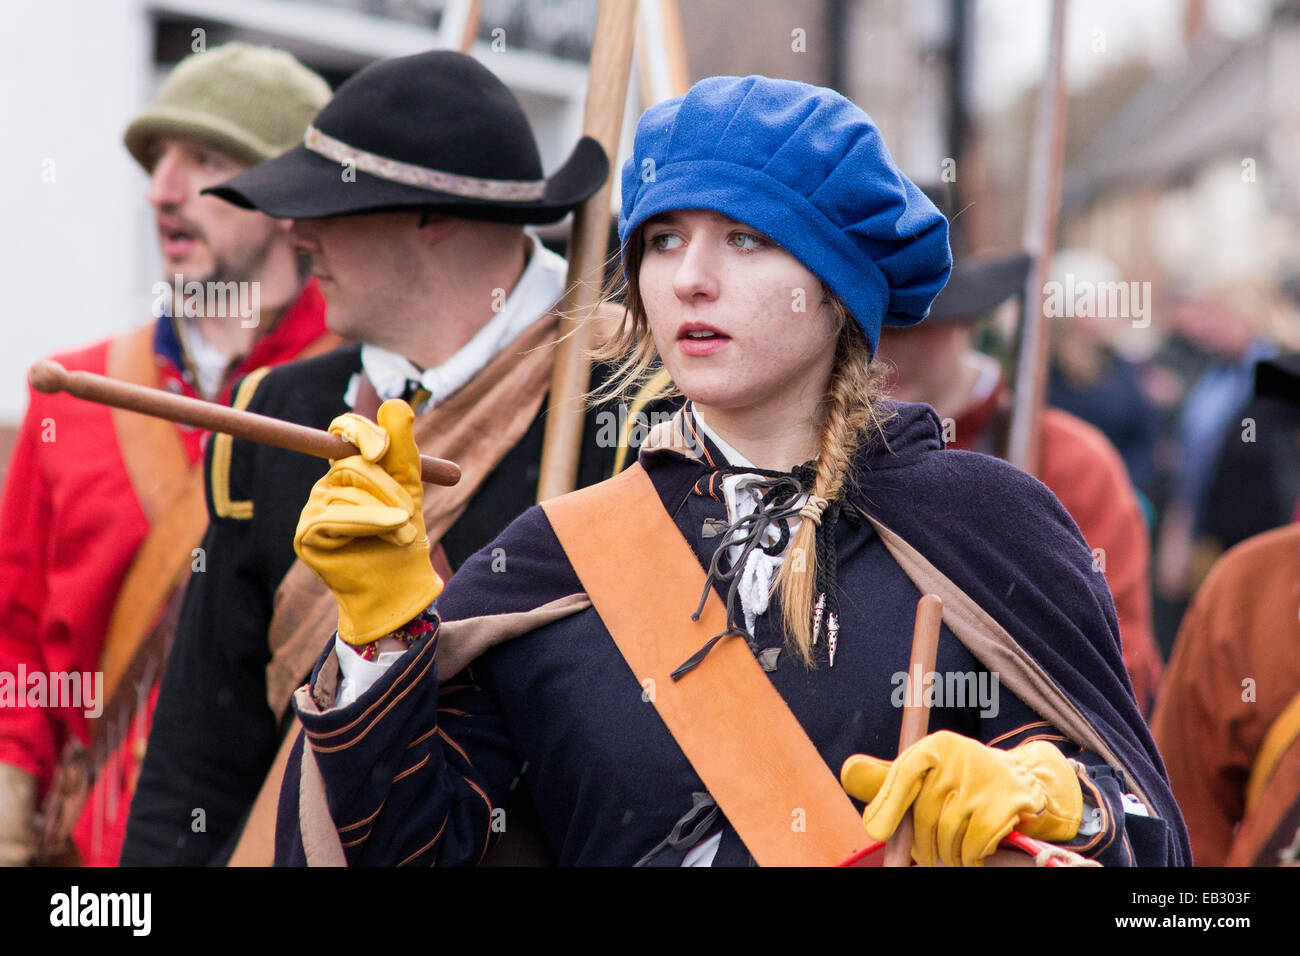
[1071,771,1113,855]
[987,721,1052,747]
[464,777,495,865]
[1021,733,1072,746]
[407,726,439,750]
[397,813,448,867]
[393,753,430,783]
[304,633,438,741]
[306,649,438,753]
[436,726,471,766]
[683,414,715,467]
[339,798,387,834]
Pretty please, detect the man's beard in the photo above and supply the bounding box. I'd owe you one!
[166,229,276,318]
[203,228,276,287]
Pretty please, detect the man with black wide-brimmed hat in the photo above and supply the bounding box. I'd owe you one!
[877,239,1163,716]
[123,50,664,866]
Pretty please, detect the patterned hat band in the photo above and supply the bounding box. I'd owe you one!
[303,125,547,202]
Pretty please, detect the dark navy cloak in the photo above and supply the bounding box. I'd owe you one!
[276,401,1190,867]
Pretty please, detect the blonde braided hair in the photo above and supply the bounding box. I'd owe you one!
[774,306,894,666]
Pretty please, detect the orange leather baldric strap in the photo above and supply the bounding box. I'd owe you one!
[541,463,870,866]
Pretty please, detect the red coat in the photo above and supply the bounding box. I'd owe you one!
[0,281,332,865]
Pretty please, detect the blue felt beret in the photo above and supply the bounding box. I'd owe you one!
[619,75,952,355]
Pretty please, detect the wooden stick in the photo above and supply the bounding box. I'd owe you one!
[1006,0,1070,476]
[457,0,483,53]
[28,360,461,487]
[535,0,638,502]
[884,593,944,867]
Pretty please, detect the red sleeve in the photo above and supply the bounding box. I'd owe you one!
[0,340,152,792]
[0,389,60,784]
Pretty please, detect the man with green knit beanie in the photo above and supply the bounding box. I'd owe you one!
[0,43,336,867]
[123,42,335,385]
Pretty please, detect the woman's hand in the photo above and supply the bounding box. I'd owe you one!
[294,399,443,645]
[840,730,1083,867]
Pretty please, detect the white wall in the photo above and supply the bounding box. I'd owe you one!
[0,0,154,422]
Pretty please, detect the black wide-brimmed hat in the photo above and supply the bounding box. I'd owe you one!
[928,252,1031,322]
[914,181,1031,323]
[204,49,608,224]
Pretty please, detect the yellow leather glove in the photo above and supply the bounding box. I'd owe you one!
[294,399,443,645]
[840,730,1083,867]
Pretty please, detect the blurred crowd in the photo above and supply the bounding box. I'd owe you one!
[1040,257,1300,653]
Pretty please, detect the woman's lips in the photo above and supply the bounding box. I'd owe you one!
[678,335,730,356]
[677,322,731,356]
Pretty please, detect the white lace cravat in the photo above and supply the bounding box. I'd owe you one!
[692,410,809,636]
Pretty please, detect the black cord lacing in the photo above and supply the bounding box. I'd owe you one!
[671,469,822,681]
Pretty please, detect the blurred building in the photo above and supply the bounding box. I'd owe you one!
[1061,1,1300,300]
[678,0,957,182]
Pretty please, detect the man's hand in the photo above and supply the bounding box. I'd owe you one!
[0,765,37,866]
[840,730,1083,867]
[295,399,443,645]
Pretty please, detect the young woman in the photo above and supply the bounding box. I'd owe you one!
[278,76,1189,867]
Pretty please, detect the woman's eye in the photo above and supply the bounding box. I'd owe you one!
[731,232,766,251]
[648,233,683,251]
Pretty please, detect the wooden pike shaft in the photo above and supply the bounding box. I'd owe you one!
[1007,0,1070,476]
[27,360,462,487]
[884,593,944,867]
[535,0,638,502]
[456,0,483,52]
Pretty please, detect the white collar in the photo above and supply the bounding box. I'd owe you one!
[351,232,567,412]
[967,349,1003,406]
[176,315,235,401]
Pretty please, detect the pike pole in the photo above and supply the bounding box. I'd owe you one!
[1006,0,1070,477]
[536,0,638,502]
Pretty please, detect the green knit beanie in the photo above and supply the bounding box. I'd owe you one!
[123,42,331,170]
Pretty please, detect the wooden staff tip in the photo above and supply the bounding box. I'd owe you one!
[28,360,69,395]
